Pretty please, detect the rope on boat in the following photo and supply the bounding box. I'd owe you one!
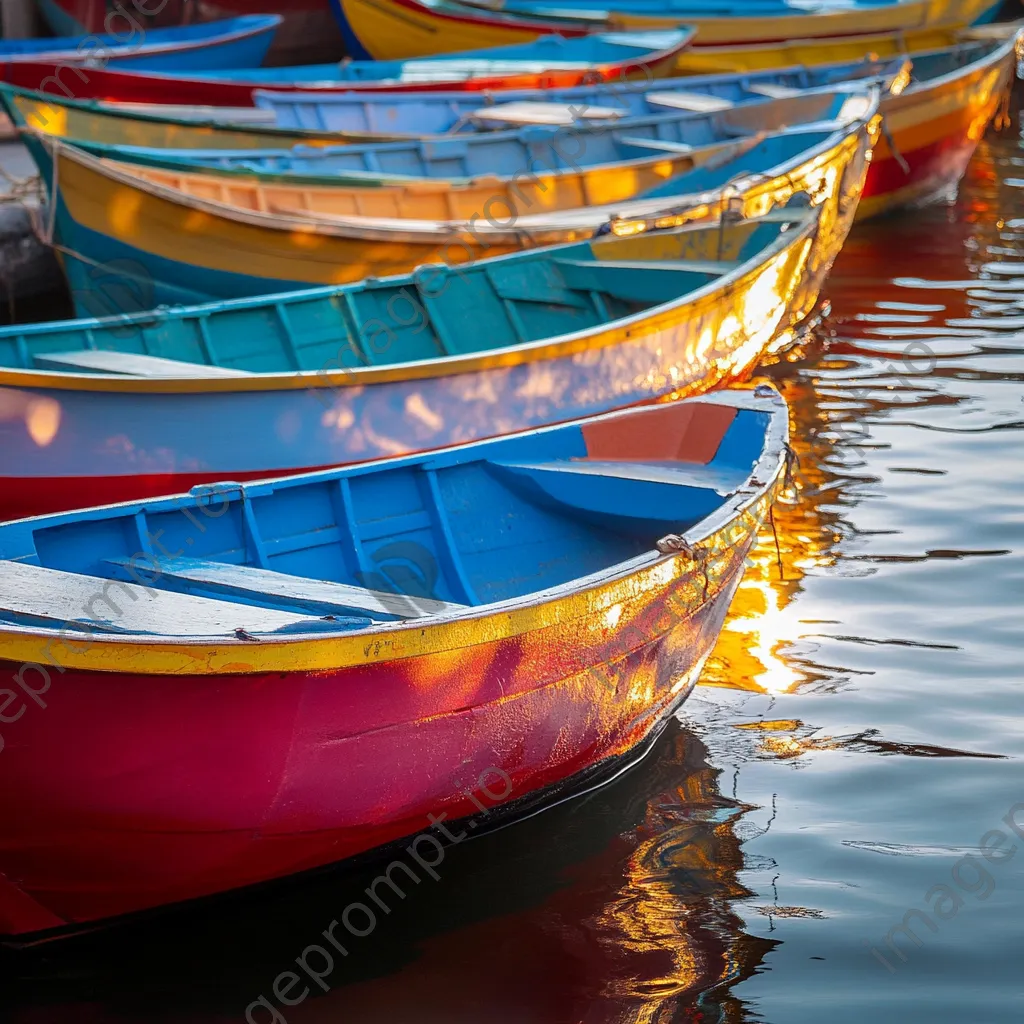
[994,85,1013,132]
[769,505,785,582]
[0,163,42,205]
[879,118,910,176]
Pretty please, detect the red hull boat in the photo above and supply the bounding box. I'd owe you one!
[0,391,788,941]
[35,0,344,65]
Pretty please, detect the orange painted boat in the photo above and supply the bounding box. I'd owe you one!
[856,29,1021,218]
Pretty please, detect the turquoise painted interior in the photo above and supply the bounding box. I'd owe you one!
[0,219,789,375]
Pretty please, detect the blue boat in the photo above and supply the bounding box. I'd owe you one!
[67,90,865,183]
[0,15,281,71]
[255,53,903,136]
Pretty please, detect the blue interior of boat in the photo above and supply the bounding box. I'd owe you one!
[186,30,688,84]
[0,15,279,57]
[0,216,792,375]
[91,93,850,181]
[0,398,772,631]
[255,55,899,134]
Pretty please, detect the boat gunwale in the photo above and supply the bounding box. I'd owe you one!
[0,388,790,674]
[0,196,823,393]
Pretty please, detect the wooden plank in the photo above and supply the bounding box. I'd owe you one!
[746,83,803,99]
[32,349,253,378]
[645,91,735,113]
[106,556,467,620]
[493,460,747,495]
[615,136,695,154]
[554,259,739,297]
[469,101,626,127]
[0,561,314,637]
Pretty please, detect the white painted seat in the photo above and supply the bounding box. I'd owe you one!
[746,83,803,99]
[645,91,736,113]
[0,561,318,637]
[469,101,626,127]
[616,136,694,154]
[105,556,467,620]
[32,350,253,378]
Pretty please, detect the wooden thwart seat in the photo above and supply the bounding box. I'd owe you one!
[646,91,736,113]
[554,258,740,303]
[105,556,467,620]
[32,349,253,378]
[469,101,626,127]
[494,460,747,494]
[0,561,315,636]
[616,136,695,154]
[746,83,803,99]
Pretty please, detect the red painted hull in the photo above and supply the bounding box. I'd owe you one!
[0,555,739,938]
[37,1,343,65]
[0,50,676,106]
[0,469,324,522]
[861,127,982,212]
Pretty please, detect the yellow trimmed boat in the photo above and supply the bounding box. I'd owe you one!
[17,91,874,312]
[331,0,1001,60]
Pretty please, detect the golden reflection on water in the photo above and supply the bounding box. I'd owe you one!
[701,359,841,697]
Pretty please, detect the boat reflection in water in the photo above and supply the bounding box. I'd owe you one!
[1,720,776,1023]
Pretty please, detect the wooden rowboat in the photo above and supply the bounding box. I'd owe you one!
[0,54,903,149]
[0,30,693,111]
[34,1,343,67]
[855,30,1020,218]
[48,90,863,184]
[8,92,865,309]
[0,14,281,71]
[0,386,788,941]
[329,0,1001,60]
[85,34,1010,226]
[0,203,815,519]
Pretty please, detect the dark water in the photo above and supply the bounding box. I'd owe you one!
[4,106,1024,1024]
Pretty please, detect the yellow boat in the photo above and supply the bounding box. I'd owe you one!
[19,91,873,318]
[332,0,1000,60]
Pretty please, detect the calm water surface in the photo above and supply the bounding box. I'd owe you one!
[4,106,1024,1024]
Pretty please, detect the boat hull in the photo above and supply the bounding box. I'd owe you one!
[858,32,1017,218]
[35,0,342,66]
[331,0,999,60]
[0,463,775,938]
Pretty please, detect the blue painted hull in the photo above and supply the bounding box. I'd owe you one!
[3,13,279,71]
